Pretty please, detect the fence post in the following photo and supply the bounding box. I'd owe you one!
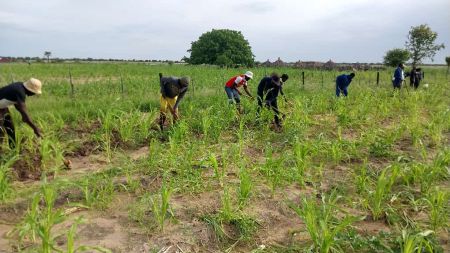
[376,71,380,85]
[302,71,305,89]
[120,73,124,95]
[69,65,74,97]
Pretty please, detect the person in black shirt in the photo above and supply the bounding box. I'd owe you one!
[409,67,423,89]
[158,73,189,130]
[0,78,42,148]
[257,73,289,128]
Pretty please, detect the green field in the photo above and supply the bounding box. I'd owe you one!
[0,63,449,252]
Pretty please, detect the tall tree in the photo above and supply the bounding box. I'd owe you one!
[405,24,445,66]
[383,48,410,67]
[44,51,52,63]
[186,29,254,67]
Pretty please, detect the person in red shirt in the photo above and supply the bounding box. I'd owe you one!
[224,71,254,112]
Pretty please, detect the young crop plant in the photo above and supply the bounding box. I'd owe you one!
[290,191,360,253]
[364,165,399,220]
[292,139,313,188]
[0,155,18,202]
[210,153,225,187]
[353,162,371,195]
[424,187,449,231]
[151,180,173,231]
[237,166,253,209]
[14,179,65,252]
[396,230,439,253]
[39,137,65,176]
[261,145,285,196]
[76,176,115,210]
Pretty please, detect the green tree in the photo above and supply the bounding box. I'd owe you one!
[383,48,410,67]
[44,51,52,63]
[405,24,445,66]
[186,29,254,67]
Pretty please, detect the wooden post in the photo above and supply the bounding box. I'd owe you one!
[376,71,380,85]
[302,71,305,89]
[69,66,74,97]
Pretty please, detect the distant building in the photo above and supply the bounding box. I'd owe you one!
[272,57,285,67]
[322,59,336,70]
[0,57,12,63]
[261,59,272,67]
[294,61,323,69]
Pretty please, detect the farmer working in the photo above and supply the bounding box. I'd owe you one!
[159,73,189,130]
[409,67,423,89]
[335,72,355,97]
[0,78,42,148]
[225,71,254,112]
[257,73,289,128]
[392,63,405,89]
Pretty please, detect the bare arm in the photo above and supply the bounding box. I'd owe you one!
[14,102,41,137]
[243,86,253,98]
[173,87,188,110]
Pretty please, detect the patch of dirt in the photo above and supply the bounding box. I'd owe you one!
[69,140,100,157]
[11,150,42,181]
[320,164,352,193]
[64,153,109,176]
[247,195,304,246]
[353,220,391,235]
[127,146,149,160]
[0,224,15,252]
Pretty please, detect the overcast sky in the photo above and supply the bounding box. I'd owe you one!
[1,0,449,63]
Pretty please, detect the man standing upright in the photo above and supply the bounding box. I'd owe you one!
[335,73,355,97]
[409,67,423,89]
[159,73,189,130]
[0,78,42,148]
[393,63,405,89]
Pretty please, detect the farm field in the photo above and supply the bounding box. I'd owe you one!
[0,62,449,253]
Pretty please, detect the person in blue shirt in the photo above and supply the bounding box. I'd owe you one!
[335,73,355,97]
[392,63,405,89]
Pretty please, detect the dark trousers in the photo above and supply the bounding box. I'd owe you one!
[393,80,402,89]
[257,96,281,126]
[0,108,15,148]
[336,84,348,97]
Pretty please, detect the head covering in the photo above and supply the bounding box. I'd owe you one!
[244,71,254,79]
[23,78,42,94]
[271,73,281,86]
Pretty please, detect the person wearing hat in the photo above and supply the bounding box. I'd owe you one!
[335,72,355,97]
[224,71,254,112]
[392,63,405,89]
[158,73,189,130]
[0,78,42,147]
[257,73,289,128]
